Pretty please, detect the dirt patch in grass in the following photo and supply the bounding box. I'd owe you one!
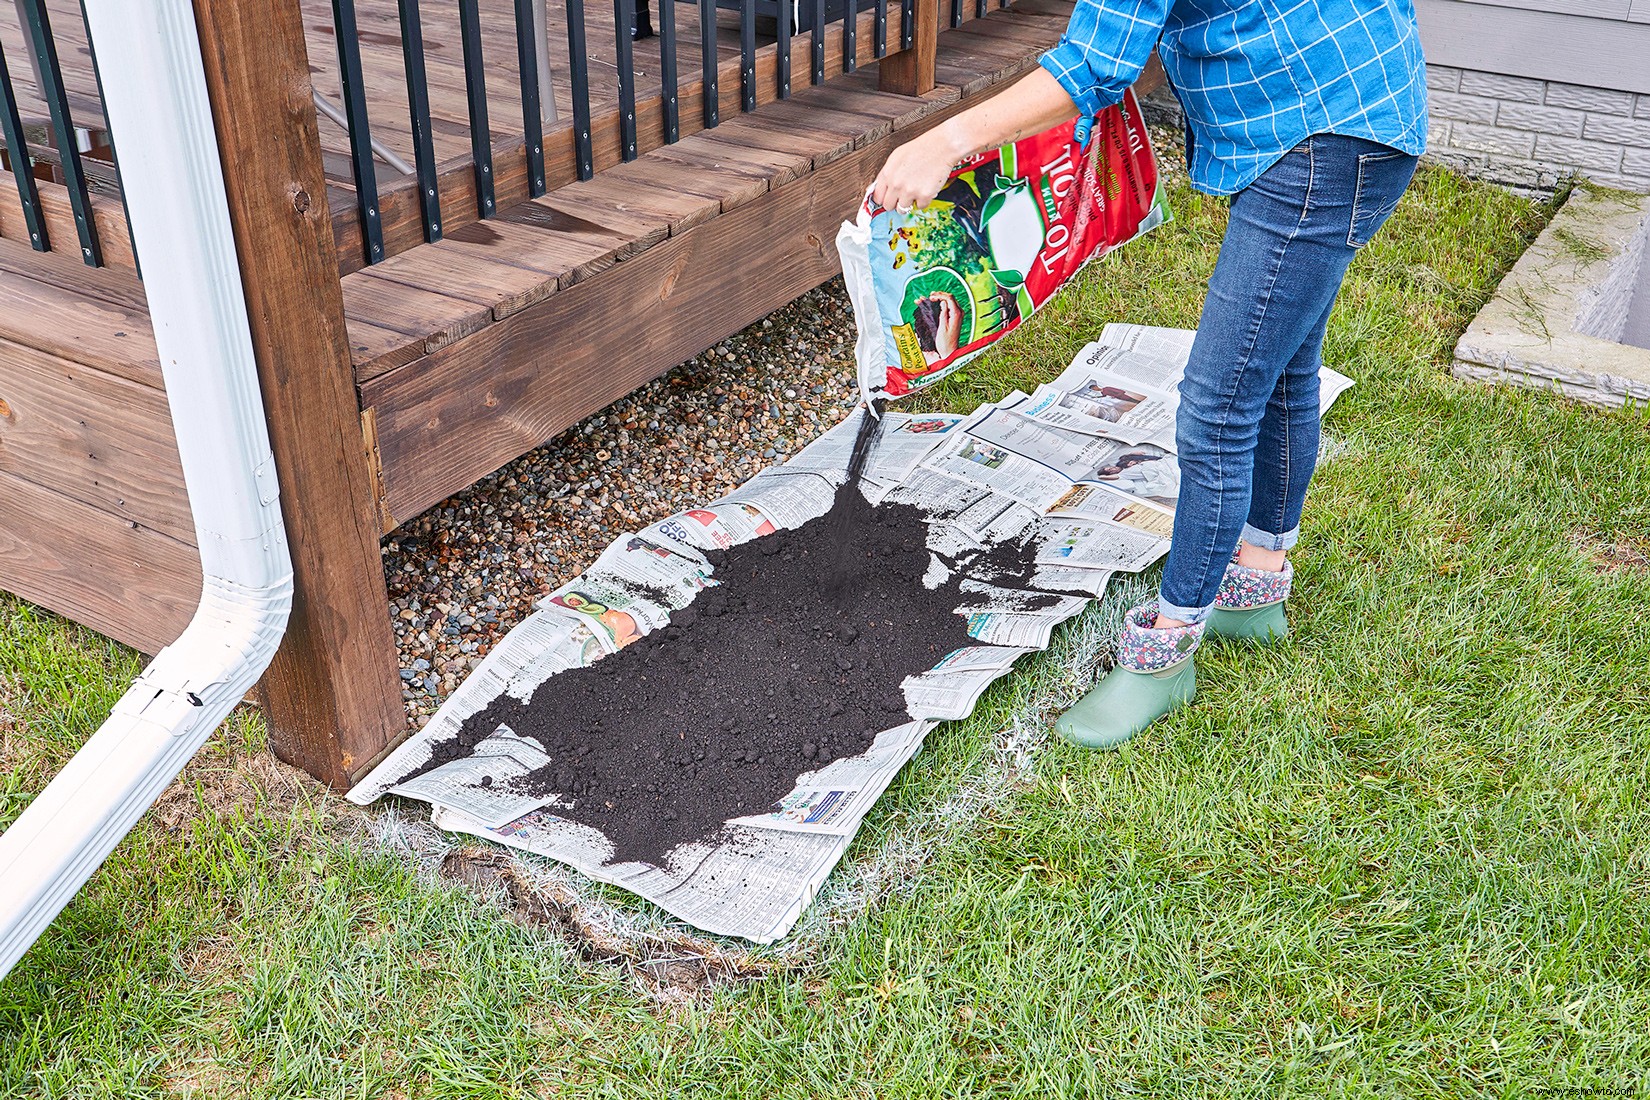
[1571,530,1650,573]
[440,847,787,1000]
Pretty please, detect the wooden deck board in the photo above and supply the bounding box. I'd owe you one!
[0,335,193,542]
[363,237,558,321]
[347,317,431,376]
[0,265,157,387]
[340,271,496,354]
[457,214,630,285]
[0,237,147,313]
[0,469,199,654]
[512,193,669,261]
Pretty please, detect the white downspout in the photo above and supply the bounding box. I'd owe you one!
[0,0,293,979]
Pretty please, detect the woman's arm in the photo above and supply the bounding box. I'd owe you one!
[870,68,1079,213]
[870,0,1172,212]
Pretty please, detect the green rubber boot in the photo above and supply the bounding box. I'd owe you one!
[1206,600,1288,642]
[1055,657,1197,750]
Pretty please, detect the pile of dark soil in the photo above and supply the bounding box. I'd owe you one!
[401,481,1048,869]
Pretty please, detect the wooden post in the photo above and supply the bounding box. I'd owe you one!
[879,0,938,96]
[190,0,405,788]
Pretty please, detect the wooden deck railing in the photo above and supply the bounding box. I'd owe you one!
[322,0,965,273]
[0,0,974,279]
[0,0,131,268]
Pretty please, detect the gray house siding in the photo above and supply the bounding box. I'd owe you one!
[1417,0,1650,194]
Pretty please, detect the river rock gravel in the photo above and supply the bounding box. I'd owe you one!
[380,282,863,730]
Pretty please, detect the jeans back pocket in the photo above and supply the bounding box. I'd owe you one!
[1348,150,1417,249]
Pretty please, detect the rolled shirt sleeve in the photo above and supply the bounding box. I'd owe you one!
[1040,0,1172,139]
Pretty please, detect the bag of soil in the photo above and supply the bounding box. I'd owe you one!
[838,89,1167,406]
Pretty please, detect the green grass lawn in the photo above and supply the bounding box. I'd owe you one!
[5,160,1650,1098]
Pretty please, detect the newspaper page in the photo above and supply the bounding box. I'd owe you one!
[1028,517,1164,573]
[651,501,778,552]
[718,469,839,529]
[729,720,934,837]
[387,725,559,830]
[959,591,1092,648]
[540,570,678,652]
[917,426,1073,511]
[1098,321,1196,365]
[901,645,1034,721]
[1014,345,1182,449]
[583,530,715,606]
[783,406,967,490]
[872,464,989,514]
[945,406,1181,515]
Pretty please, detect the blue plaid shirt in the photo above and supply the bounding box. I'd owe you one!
[1041,0,1428,195]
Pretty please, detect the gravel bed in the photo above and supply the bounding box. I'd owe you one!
[380,281,863,729]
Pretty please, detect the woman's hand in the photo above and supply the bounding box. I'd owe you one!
[868,69,1080,212]
[871,125,965,213]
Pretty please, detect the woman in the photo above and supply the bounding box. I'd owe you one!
[872,0,1427,746]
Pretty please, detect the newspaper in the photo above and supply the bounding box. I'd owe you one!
[730,720,935,836]
[348,324,1355,943]
[387,725,558,830]
[924,404,1181,514]
[959,589,1093,648]
[1095,321,1356,414]
[429,804,854,942]
[1016,344,1183,450]
[901,645,1036,721]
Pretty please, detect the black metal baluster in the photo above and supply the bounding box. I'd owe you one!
[398,0,443,238]
[810,0,824,83]
[659,0,679,142]
[739,0,755,111]
[0,44,45,252]
[699,0,718,127]
[512,0,547,196]
[874,0,886,59]
[777,0,791,97]
[456,0,495,216]
[615,0,638,157]
[844,0,856,73]
[950,0,961,28]
[18,0,97,265]
[976,0,986,17]
[326,0,383,262]
[566,0,594,177]
[900,0,913,49]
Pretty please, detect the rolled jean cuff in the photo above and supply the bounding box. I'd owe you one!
[1240,522,1300,553]
[1154,591,1214,625]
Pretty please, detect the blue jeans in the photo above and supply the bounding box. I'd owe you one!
[1157,133,1417,623]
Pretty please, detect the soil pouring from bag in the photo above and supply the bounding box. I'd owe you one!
[404,414,1049,870]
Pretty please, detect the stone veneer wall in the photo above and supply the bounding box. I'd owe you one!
[1426,65,1650,197]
